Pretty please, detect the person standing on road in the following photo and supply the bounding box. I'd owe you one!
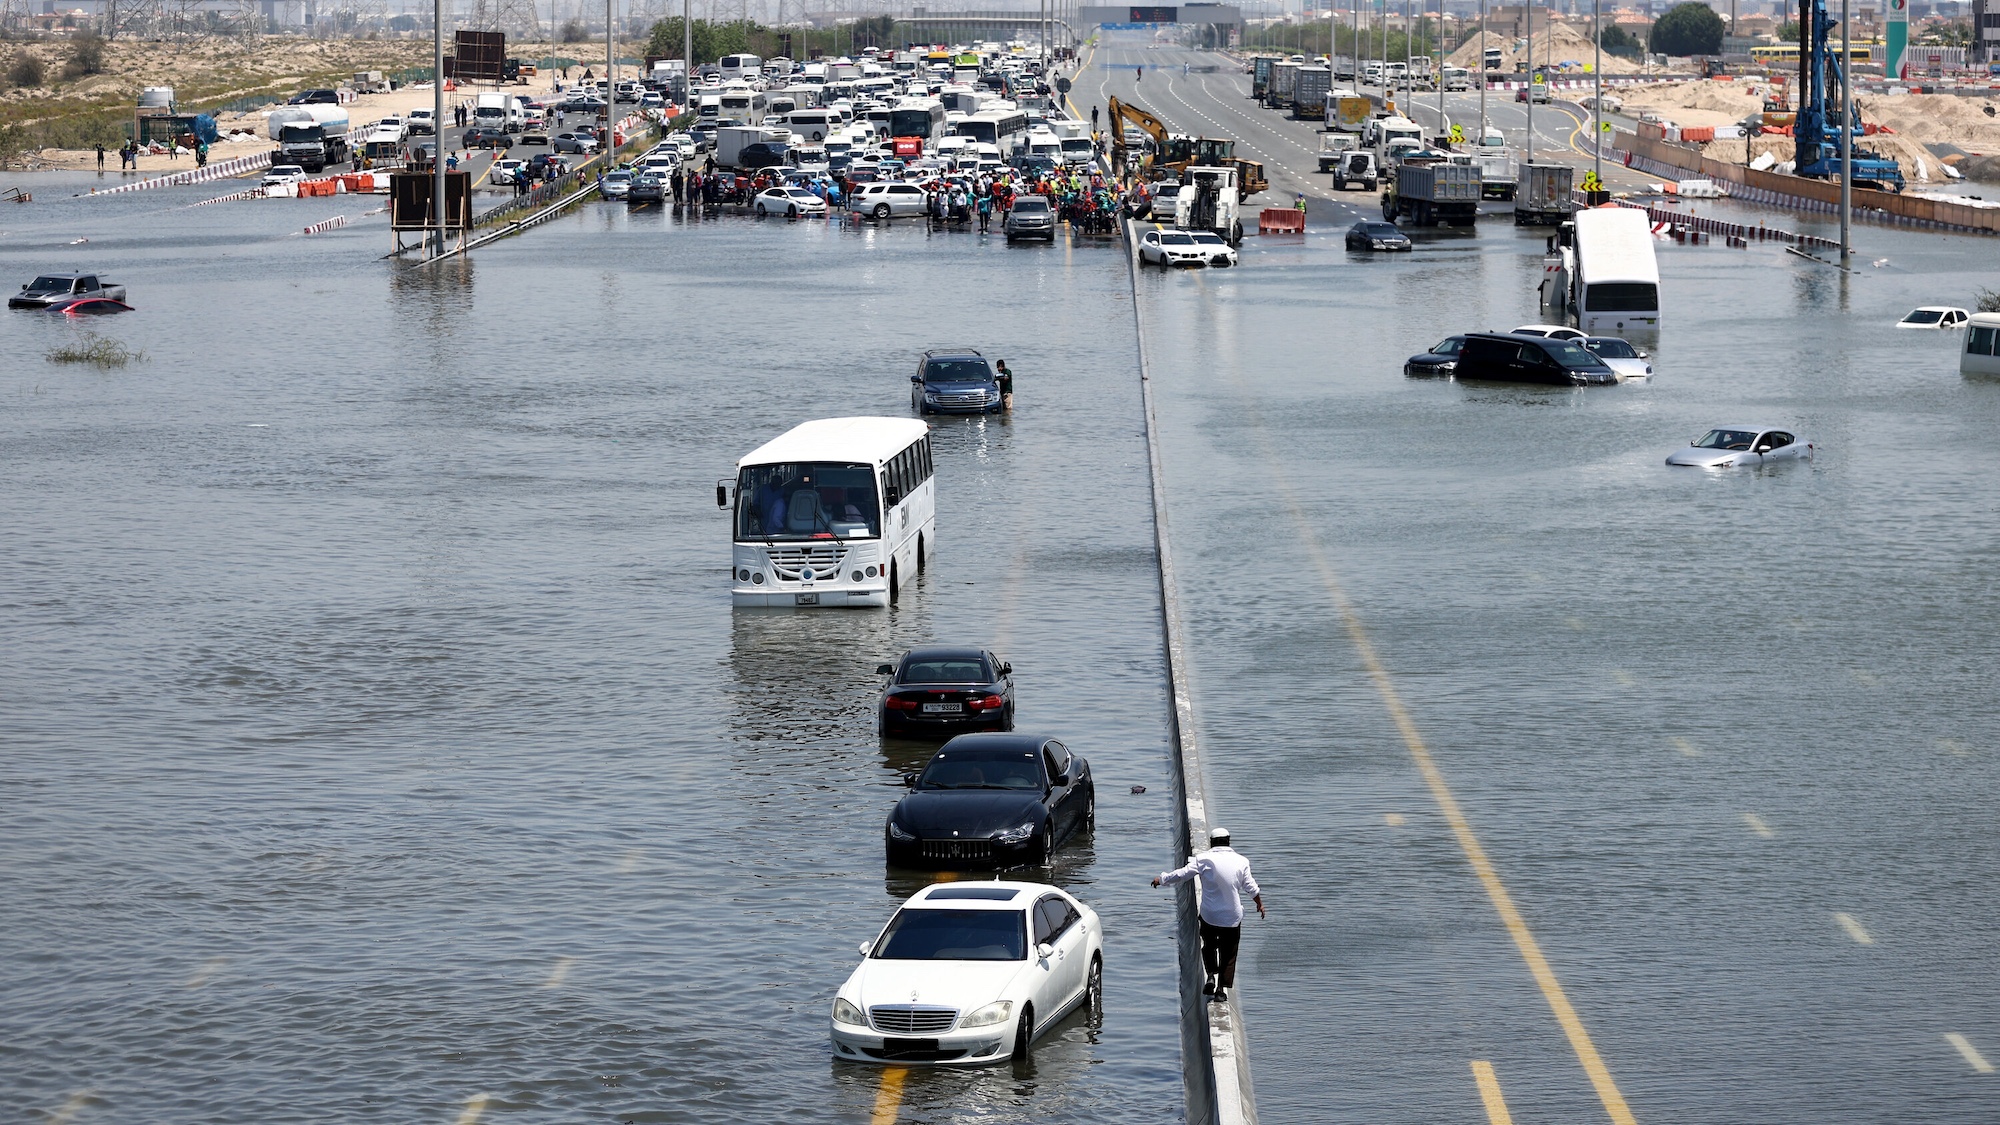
[95,143,105,170]
[1152,826,1264,1003]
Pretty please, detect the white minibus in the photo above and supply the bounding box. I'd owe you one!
[721,418,936,608]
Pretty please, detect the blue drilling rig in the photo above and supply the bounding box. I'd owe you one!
[1793,0,1905,192]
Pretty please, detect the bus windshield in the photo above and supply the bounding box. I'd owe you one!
[737,462,881,541]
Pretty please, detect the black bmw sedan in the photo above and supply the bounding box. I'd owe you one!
[877,646,1014,737]
[885,734,1095,868]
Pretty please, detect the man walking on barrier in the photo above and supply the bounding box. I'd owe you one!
[1153,826,1264,1003]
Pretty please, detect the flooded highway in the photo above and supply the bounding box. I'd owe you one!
[1,176,1184,1122]
[7,38,2000,1124]
[1092,35,2000,1125]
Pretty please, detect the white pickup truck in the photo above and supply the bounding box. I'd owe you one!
[1317,132,1358,173]
[10,272,127,309]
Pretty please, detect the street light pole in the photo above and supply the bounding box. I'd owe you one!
[1593,0,1602,184]
[1478,0,1486,141]
[432,0,445,257]
[1840,0,1851,256]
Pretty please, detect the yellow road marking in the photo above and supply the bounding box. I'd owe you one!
[1384,813,1406,827]
[183,956,227,988]
[1471,1060,1515,1125]
[1671,738,1701,758]
[871,1065,909,1124]
[1065,41,1101,121]
[1833,913,1874,946]
[1742,813,1775,838]
[1146,181,1635,1125]
[48,1089,96,1125]
[1277,503,1636,1123]
[454,1094,491,1125]
[1946,1033,1995,1072]
[541,956,578,988]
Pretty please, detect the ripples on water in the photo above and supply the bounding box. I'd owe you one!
[1141,209,2000,1124]
[2,177,1184,1122]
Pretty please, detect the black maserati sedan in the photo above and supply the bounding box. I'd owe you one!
[885,733,1095,868]
[877,646,1014,737]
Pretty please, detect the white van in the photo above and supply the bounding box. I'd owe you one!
[787,108,837,141]
[1964,312,2000,378]
[1024,130,1061,163]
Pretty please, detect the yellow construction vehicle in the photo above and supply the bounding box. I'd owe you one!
[1107,96,1268,200]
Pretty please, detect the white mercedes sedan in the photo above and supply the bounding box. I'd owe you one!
[1666,426,1814,468]
[830,881,1103,1066]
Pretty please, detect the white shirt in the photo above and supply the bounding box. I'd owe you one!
[1158,846,1261,928]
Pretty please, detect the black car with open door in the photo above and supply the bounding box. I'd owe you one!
[885,733,1095,868]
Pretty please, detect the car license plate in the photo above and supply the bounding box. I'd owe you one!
[921,702,962,714]
[795,593,818,605]
[883,1038,940,1054]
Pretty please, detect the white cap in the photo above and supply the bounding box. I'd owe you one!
[1209,827,1230,842]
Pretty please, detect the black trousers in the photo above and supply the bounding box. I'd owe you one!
[1199,920,1242,987]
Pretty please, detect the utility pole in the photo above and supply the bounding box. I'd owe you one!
[1478,0,1486,141]
[1840,0,1851,255]
[1435,0,1444,141]
[1593,0,1601,184]
[1525,5,1534,167]
[432,0,445,258]
[1402,0,1410,110]
[683,0,691,110]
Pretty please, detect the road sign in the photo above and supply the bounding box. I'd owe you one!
[1058,77,1072,93]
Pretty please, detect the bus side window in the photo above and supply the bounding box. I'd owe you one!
[919,437,932,482]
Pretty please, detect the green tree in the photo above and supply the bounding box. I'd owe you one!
[1650,1,1724,56]
[8,51,46,88]
[1599,25,1644,60]
[1777,20,1799,40]
[61,31,104,80]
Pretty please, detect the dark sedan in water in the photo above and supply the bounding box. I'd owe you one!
[878,646,1013,736]
[1345,220,1412,252]
[885,733,1094,867]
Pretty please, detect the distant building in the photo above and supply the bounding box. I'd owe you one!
[1488,3,1552,38]
[1978,0,2000,63]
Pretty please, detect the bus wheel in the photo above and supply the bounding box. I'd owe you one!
[917,535,926,574]
[889,562,900,603]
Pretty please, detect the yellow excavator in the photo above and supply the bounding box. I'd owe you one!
[1106,95,1268,200]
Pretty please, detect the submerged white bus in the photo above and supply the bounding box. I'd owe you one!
[1571,207,1661,335]
[720,417,935,608]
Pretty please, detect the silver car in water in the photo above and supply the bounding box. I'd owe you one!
[1666,426,1814,468]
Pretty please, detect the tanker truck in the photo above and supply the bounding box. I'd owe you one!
[266,105,351,172]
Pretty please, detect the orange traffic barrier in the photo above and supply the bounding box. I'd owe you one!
[1680,126,1716,143]
[1259,208,1305,233]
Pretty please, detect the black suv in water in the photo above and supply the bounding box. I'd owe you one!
[912,346,1004,415]
[1452,333,1619,386]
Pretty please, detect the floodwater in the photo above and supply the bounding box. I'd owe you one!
[1100,40,2000,1122]
[1,175,1186,1122]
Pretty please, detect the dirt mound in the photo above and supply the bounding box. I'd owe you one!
[1617,80,1765,127]
[1856,93,2000,153]
[1445,21,1645,75]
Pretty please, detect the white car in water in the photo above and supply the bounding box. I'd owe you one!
[1581,336,1653,380]
[830,881,1103,1066]
[1666,426,1814,468]
[1512,323,1589,342]
[1896,306,1971,329]
[1138,228,1238,268]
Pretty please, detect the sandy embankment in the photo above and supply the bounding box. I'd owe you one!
[26,42,608,175]
[1620,80,2000,184]
[1444,21,1647,76]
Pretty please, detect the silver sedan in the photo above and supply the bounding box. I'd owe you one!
[1666,426,1814,468]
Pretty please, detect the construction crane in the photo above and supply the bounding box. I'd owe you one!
[1793,0,1904,192]
[1107,96,1269,200]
